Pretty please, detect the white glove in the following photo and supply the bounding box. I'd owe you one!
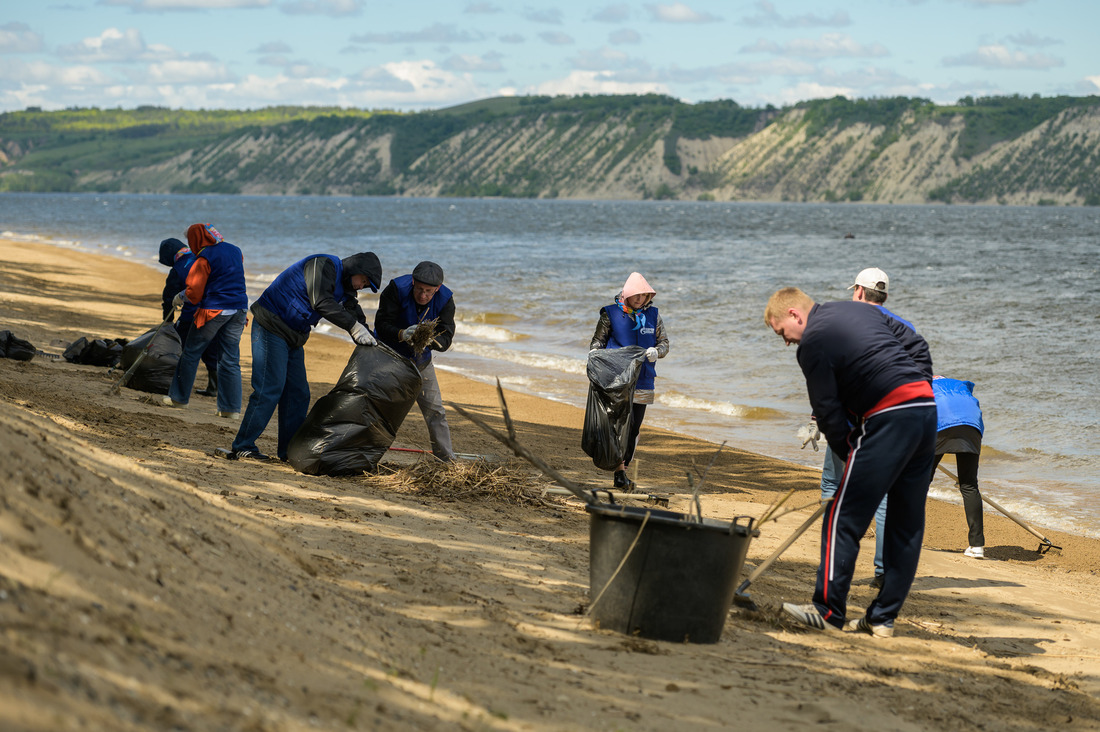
[172,291,186,309]
[400,327,416,344]
[796,420,822,451]
[350,322,376,346]
[645,347,659,362]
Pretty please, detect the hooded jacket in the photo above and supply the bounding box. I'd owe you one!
[589,272,668,392]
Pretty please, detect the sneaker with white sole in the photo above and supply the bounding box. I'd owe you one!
[781,602,838,632]
[845,615,895,638]
[215,410,240,420]
[964,546,985,559]
[161,396,185,408]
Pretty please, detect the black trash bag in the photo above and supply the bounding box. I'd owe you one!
[118,327,182,394]
[63,336,127,367]
[0,330,36,361]
[287,343,423,477]
[582,346,646,471]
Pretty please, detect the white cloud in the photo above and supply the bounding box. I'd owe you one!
[740,0,849,28]
[645,3,720,23]
[350,23,483,45]
[443,52,504,72]
[56,28,180,64]
[593,4,631,22]
[523,8,564,24]
[0,23,44,54]
[0,58,114,86]
[943,45,1063,70]
[138,59,236,84]
[279,0,363,16]
[539,31,574,46]
[528,69,670,97]
[570,47,630,71]
[98,0,272,10]
[1006,31,1061,48]
[742,33,888,60]
[763,81,854,106]
[609,29,641,45]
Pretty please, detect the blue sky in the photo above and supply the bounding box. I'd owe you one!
[1,0,1096,113]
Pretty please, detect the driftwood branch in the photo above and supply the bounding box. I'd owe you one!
[447,380,592,504]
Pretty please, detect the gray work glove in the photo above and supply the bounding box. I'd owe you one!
[645,347,659,362]
[172,291,186,310]
[400,327,416,344]
[350,322,376,346]
[797,420,822,451]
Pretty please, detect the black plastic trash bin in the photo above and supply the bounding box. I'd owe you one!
[587,502,757,643]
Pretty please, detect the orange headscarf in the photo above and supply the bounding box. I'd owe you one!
[186,223,223,255]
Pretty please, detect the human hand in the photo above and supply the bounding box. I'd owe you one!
[645,347,659,362]
[796,420,821,451]
[172,291,186,310]
[351,322,376,346]
[399,327,416,344]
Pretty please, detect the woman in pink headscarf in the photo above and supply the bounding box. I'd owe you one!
[588,272,669,490]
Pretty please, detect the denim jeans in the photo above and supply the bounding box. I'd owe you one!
[232,322,310,460]
[821,443,887,577]
[174,315,220,387]
[168,310,246,413]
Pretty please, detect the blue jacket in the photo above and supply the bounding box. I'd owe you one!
[798,301,933,457]
[196,241,249,311]
[379,274,454,367]
[603,303,658,391]
[256,254,347,333]
[933,377,984,435]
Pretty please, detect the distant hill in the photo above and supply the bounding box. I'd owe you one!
[2,93,1099,205]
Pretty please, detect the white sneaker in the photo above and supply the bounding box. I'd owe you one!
[781,602,839,632]
[215,410,240,420]
[964,546,984,559]
[161,396,185,408]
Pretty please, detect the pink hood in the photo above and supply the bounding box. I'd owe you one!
[621,272,656,303]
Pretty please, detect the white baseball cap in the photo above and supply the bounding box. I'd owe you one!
[848,267,889,293]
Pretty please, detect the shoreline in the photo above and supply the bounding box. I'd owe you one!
[4,235,1100,729]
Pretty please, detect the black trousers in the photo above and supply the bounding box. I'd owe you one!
[933,452,985,547]
[623,403,647,467]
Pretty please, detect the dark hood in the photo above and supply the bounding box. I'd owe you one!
[341,252,382,292]
[159,238,185,267]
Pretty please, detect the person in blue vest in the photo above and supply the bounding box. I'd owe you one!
[226,252,382,462]
[158,237,218,397]
[588,272,669,490]
[375,261,457,463]
[766,287,935,638]
[931,376,986,558]
[812,267,917,589]
[162,223,249,418]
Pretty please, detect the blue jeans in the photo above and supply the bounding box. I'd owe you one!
[168,310,246,413]
[232,322,310,460]
[821,443,887,577]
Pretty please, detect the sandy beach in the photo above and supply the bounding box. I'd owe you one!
[2,237,1099,732]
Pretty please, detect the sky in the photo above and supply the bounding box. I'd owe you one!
[1,0,1097,114]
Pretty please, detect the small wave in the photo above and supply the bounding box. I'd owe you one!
[658,391,786,420]
[456,321,526,342]
[448,342,587,375]
[463,311,520,325]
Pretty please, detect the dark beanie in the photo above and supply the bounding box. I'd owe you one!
[412,261,444,287]
[159,237,185,267]
[341,252,382,292]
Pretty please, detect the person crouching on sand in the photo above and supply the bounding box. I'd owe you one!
[588,272,668,490]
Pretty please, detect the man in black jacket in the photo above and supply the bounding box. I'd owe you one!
[375,261,457,462]
[765,287,936,638]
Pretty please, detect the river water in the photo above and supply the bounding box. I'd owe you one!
[2,193,1097,538]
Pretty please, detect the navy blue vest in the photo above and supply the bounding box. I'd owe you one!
[196,242,248,311]
[256,255,346,333]
[389,274,453,367]
[604,303,658,391]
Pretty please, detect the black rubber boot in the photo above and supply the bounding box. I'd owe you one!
[613,470,636,491]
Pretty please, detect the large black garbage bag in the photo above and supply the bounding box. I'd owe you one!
[287,343,423,477]
[582,346,646,471]
[0,330,36,361]
[63,336,127,367]
[118,326,182,394]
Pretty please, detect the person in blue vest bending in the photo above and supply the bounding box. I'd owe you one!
[813,266,917,589]
[159,236,219,397]
[588,272,669,491]
[227,252,382,462]
[931,376,986,558]
[375,261,457,463]
[162,223,248,419]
